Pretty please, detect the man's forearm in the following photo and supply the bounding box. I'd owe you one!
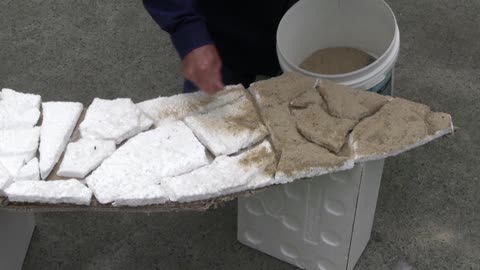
[143,0,212,58]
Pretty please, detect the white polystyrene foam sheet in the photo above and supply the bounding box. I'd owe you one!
[137,107,154,132]
[0,163,12,196]
[86,121,210,204]
[15,157,40,181]
[112,185,169,207]
[160,140,276,203]
[349,119,455,163]
[39,102,83,179]
[0,127,40,160]
[5,179,92,205]
[348,98,455,162]
[184,95,268,156]
[0,88,41,129]
[80,98,152,144]
[137,85,245,126]
[274,158,355,184]
[57,139,116,179]
[0,156,27,176]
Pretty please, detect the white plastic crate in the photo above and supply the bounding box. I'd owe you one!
[238,159,385,270]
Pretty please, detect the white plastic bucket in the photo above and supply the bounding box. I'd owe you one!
[277,0,400,93]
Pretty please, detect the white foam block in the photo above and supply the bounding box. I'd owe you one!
[161,140,276,203]
[242,141,277,190]
[349,98,454,162]
[0,163,12,196]
[137,85,245,127]
[0,156,27,176]
[184,96,269,156]
[112,185,169,207]
[137,107,154,132]
[86,121,210,204]
[274,157,355,184]
[57,139,116,178]
[15,158,40,181]
[0,88,41,129]
[0,127,40,160]
[39,102,83,179]
[79,98,149,144]
[5,179,92,205]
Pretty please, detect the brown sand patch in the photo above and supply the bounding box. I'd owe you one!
[293,103,358,153]
[319,79,390,121]
[350,98,445,158]
[239,142,277,176]
[300,47,375,75]
[250,72,352,180]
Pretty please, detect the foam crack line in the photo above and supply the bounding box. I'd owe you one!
[291,88,394,156]
[246,89,283,165]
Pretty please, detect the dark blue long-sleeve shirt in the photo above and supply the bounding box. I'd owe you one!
[143,0,296,75]
[143,0,212,59]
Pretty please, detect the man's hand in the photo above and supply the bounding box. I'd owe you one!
[182,44,224,95]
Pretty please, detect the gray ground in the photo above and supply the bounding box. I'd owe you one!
[0,0,479,269]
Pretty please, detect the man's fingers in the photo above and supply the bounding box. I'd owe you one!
[188,68,224,95]
[210,69,224,92]
[201,80,224,95]
[191,77,221,95]
[181,44,225,94]
[214,80,225,91]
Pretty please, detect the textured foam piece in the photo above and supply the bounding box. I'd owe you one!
[137,85,245,127]
[137,107,154,132]
[0,163,12,196]
[250,73,353,183]
[86,121,210,204]
[39,102,83,179]
[289,88,325,109]
[184,95,268,156]
[79,98,152,144]
[0,88,41,129]
[240,141,277,190]
[275,144,354,183]
[112,185,169,207]
[57,139,116,178]
[319,79,391,121]
[15,158,40,181]
[349,98,454,161]
[5,179,92,205]
[161,140,276,203]
[293,103,357,153]
[0,127,40,160]
[0,156,27,176]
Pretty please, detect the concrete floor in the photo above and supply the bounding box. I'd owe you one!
[0,0,479,269]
